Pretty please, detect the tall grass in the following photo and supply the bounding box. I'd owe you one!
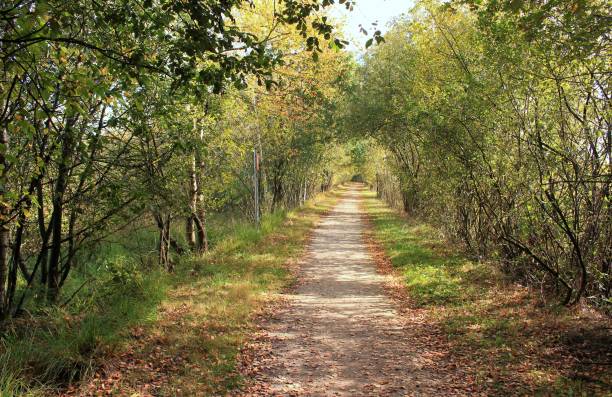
[0,265,167,395]
[0,192,337,395]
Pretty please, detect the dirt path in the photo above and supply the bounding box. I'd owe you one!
[240,186,456,396]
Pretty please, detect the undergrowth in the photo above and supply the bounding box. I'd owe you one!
[0,265,167,396]
[362,189,611,396]
[0,191,339,396]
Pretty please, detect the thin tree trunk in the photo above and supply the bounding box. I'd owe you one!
[194,129,209,253]
[47,121,76,302]
[194,208,208,253]
[186,155,197,250]
[37,178,48,286]
[158,214,172,270]
[195,174,208,253]
[0,126,9,318]
[47,190,65,302]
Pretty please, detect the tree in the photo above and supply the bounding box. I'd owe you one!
[342,0,610,306]
[0,0,355,317]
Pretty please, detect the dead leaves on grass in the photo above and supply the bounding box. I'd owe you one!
[361,197,611,396]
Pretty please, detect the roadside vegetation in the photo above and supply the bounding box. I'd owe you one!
[1,0,355,393]
[344,0,610,310]
[363,190,611,395]
[1,191,338,395]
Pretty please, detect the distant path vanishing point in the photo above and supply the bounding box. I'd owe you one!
[241,185,456,397]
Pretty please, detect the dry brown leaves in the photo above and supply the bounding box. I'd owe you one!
[360,202,611,396]
[61,303,206,397]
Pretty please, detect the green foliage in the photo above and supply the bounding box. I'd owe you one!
[1,0,608,392]
[343,0,610,307]
[0,188,338,394]
[0,0,353,318]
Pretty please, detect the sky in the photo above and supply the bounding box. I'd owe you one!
[331,0,414,53]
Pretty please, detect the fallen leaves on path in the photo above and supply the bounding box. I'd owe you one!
[237,192,480,396]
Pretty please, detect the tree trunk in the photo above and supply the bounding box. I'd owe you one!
[271,180,283,212]
[302,179,307,205]
[401,184,418,215]
[195,155,208,253]
[194,207,208,253]
[190,119,209,253]
[47,122,76,303]
[37,178,49,286]
[186,155,197,250]
[158,214,172,271]
[401,189,411,214]
[0,126,9,319]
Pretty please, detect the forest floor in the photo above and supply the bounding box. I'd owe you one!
[238,184,611,396]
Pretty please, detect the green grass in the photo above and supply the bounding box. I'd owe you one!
[363,193,479,307]
[0,266,168,396]
[146,194,338,395]
[361,189,611,396]
[0,190,338,396]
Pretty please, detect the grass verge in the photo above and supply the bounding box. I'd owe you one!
[361,189,611,396]
[0,190,339,397]
[66,190,339,396]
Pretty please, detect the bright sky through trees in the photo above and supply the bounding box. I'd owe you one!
[332,0,414,52]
